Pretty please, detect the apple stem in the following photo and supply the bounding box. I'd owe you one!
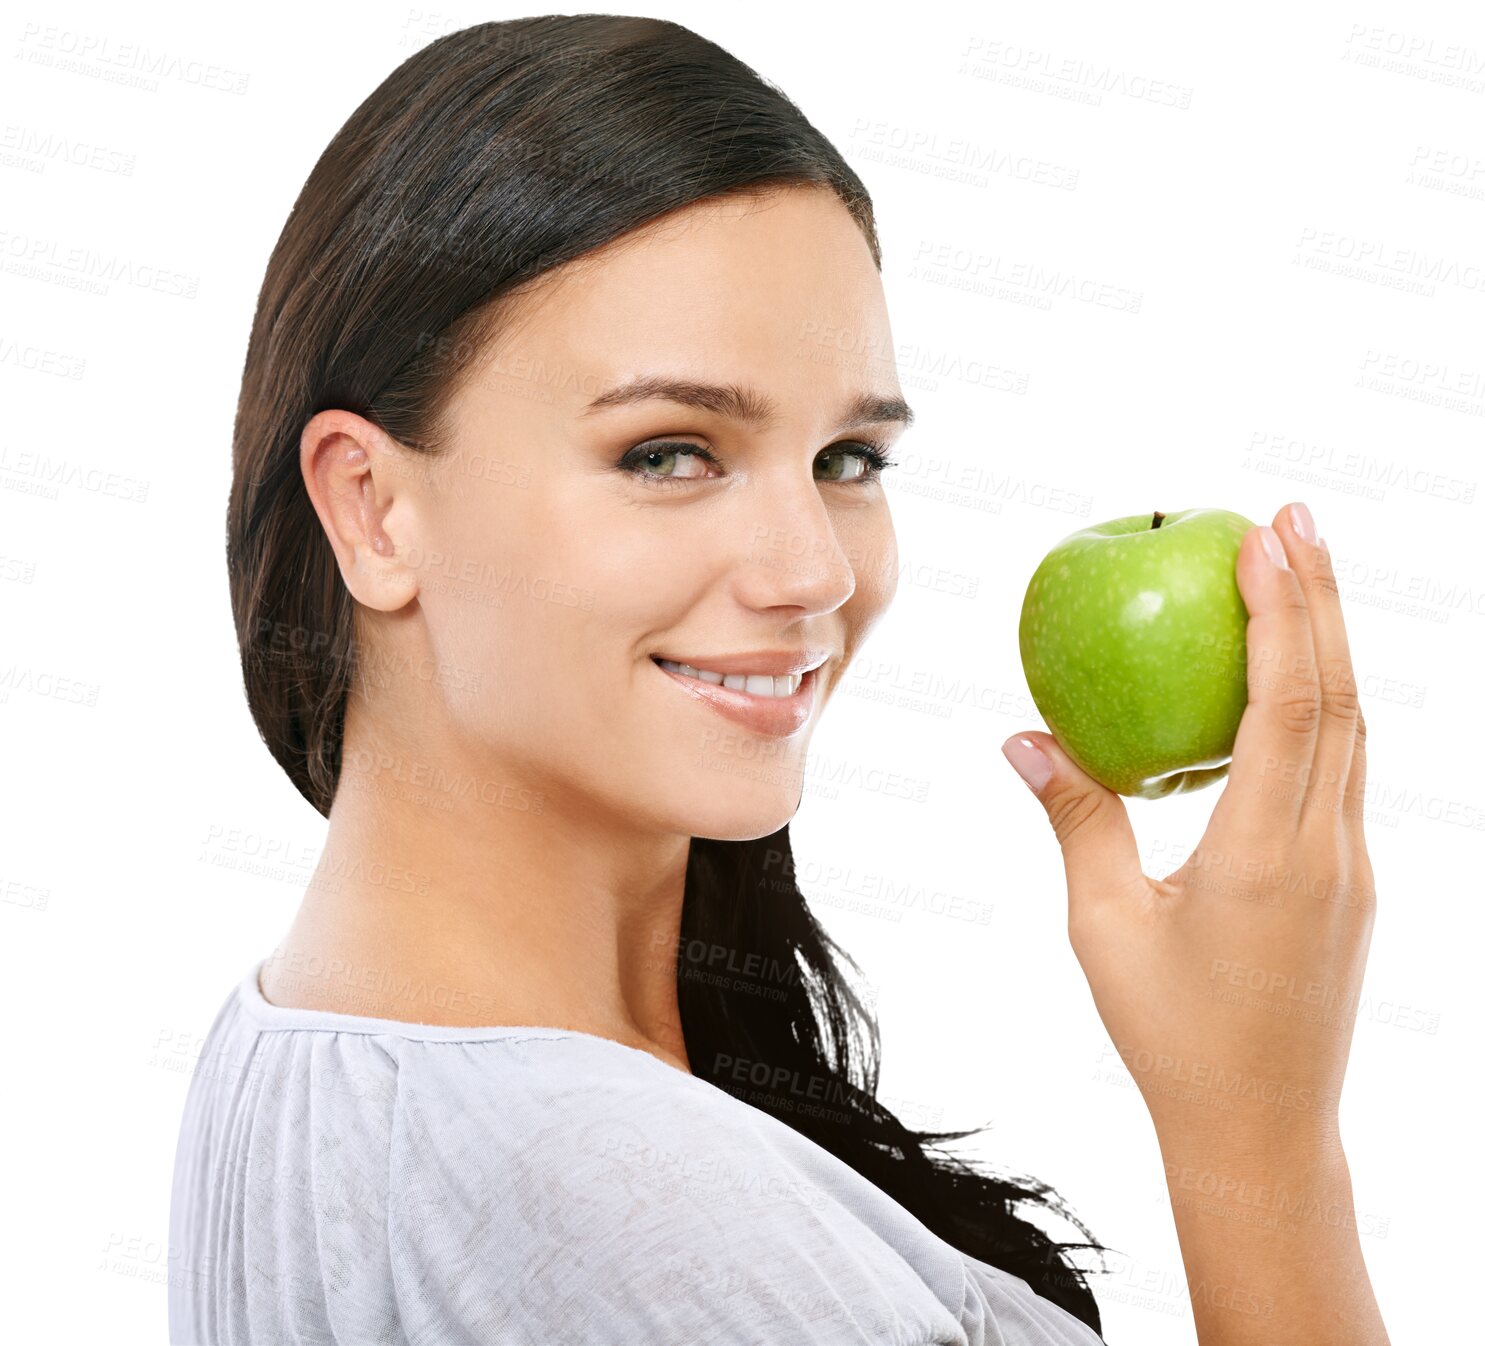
[1151,511,1166,530]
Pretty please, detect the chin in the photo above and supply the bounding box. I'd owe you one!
[667,774,807,843]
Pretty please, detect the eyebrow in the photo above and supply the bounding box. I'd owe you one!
[581,375,915,434]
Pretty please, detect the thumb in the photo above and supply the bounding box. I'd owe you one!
[1000,731,1145,907]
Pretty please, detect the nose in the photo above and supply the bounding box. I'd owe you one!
[728,472,860,618]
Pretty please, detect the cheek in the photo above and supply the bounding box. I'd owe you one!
[411,489,611,725]
[843,506,899,622]
[426,497,692,731]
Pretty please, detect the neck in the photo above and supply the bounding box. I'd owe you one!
[260,691,693,1072]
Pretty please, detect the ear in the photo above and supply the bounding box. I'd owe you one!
[299,409,420,614]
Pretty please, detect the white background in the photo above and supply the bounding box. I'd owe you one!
[3,1,1480,1341]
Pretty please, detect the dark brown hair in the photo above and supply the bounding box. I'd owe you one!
[227,15,1107,1332]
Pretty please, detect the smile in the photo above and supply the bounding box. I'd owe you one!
[653,659,803,698]
[649,657,821,737]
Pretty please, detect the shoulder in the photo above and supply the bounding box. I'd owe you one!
[959,1253,1108,1344]
[177,996,1095,1346]
[385,1030,826,1228]
[385,1035,967,1343]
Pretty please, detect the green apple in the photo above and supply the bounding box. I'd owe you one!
[1017,508,1256,800]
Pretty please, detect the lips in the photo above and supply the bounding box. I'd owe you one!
[648,649,832,678]
[651,657,820,738]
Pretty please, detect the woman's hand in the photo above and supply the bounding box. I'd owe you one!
[1002,500,1375,1150]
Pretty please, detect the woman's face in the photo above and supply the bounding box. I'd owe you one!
[392,185,907,841]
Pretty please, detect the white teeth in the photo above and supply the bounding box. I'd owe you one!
[656,659,803,698]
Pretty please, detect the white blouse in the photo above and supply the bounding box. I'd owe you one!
[168,959,1106,1344]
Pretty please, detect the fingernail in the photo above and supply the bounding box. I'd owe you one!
[1288,501,1316,543]
[1002,735,1054,795]
[1259,525,1290,570]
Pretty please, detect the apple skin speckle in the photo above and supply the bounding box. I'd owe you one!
[1017,508,1255,799]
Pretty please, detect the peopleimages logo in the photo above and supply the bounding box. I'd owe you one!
[1245,430,1476,507]
[959,36,1196,110]
[597,1133,829,1213]
[16,23,250,93]
[0,229,199,297]
[1101,1044,1320,1113]
[848,119,1080,192]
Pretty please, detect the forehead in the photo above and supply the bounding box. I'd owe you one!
[475,187,898,420]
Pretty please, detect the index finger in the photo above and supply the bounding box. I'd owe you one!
[1271,502,1362,829]
[1207,516,1321,842]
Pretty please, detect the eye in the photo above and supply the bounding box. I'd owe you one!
[616,441,722,487]
[616,439,899,489]
[815,440,898,484]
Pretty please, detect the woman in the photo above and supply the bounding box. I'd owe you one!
[168,15,1389,1344]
